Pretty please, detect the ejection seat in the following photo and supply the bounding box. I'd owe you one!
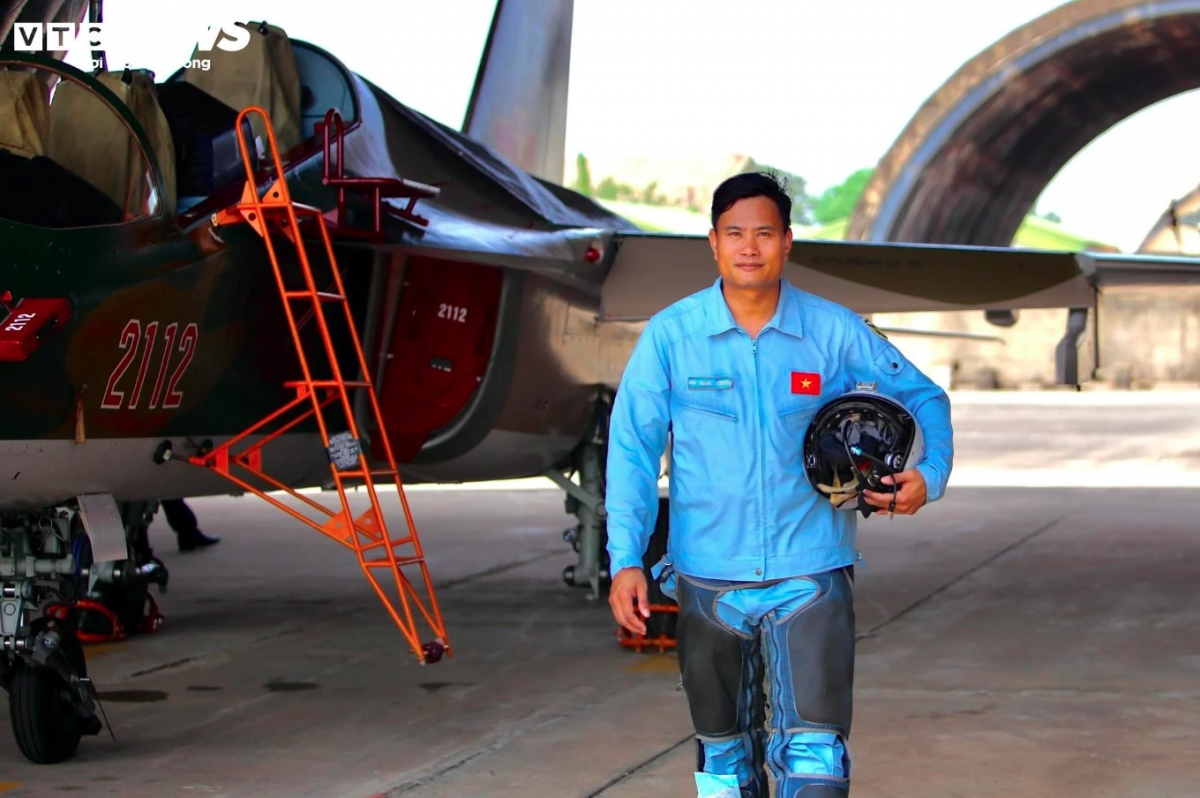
[0,68,47,159]
[182,21,305,158]
[91,69,179,217]
[42,67,173,221]
[150,21,304,212]
[0,65,123,227]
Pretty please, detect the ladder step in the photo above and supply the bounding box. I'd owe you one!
[363,556,426,568]
[284,380,372,389]
[284,291,346,302]
[251,201,325,217]
[336,469,398,479]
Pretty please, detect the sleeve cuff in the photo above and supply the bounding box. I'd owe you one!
[916,462,944,503]
[608,553,645,575]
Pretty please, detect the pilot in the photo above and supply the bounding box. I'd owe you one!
[604,172,954,798]
[159,498,221,552]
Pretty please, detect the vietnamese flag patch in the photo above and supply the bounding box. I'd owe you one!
[791,371,821,395]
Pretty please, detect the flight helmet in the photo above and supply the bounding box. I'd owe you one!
[802,383,924,517]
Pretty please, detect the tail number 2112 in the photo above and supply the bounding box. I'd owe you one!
[101,320,199,411]
[438,304,467,323]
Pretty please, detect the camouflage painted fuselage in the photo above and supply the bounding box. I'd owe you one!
[0,50,644,512]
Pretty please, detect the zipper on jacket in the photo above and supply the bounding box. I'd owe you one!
[753,336,765,576]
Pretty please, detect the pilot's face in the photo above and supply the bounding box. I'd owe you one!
[708,195,792,292]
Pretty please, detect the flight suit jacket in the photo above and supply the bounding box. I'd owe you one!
[605,277,954,581]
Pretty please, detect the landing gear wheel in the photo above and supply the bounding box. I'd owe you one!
[8,619,100,764]
[9,665,84,764]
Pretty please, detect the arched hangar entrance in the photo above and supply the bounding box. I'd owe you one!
[847,0,1200,246]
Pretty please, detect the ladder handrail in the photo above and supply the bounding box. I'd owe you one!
[319,108,348,183]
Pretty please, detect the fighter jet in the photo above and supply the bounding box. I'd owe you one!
[3,0,1200,766]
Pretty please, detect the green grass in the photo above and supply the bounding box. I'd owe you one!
[1011,215,1116,251]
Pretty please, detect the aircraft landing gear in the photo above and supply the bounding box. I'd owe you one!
[5,614,103,764]
[0,506,110,763]
[548,394,612,601]
[552,441,609,597]
[75,502,169,643]
[547,392,679,651]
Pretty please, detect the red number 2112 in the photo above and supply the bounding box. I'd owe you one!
[101,320,198,410]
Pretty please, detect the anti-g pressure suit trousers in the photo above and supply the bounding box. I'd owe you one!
[663,564,856,798]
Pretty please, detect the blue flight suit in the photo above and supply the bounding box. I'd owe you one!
[605,277,954,797]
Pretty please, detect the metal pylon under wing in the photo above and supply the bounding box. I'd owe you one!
[192,105,449,665]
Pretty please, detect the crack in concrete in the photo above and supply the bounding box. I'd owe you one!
[857,686,1200,700]
[120,552,559,682]
[127,607,362,681]
[437,550,562,591]
[585,734,695,797]
[380,687,597,796]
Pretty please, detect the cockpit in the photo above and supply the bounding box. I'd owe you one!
[0,20,360,230]
[0,61,165,228]
[159,23,360,214]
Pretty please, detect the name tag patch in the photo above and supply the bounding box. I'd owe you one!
[687,376,733,390]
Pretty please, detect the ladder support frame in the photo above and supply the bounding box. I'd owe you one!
[191,105,450,665]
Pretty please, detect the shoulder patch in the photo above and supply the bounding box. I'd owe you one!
[863,317,889,341]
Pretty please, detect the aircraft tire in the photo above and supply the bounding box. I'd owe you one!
[8,662,84,764]
[642,497,677,640]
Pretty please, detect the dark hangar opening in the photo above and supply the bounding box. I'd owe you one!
[849,2,1200,246]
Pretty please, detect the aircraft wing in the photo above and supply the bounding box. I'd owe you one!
[598,233,1200,320]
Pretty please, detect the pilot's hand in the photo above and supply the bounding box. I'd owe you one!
[609,566,650,636]
[863,468,927,516]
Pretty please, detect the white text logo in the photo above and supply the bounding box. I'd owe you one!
[11,22,252,71]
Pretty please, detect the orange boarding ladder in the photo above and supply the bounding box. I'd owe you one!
[194,106,449,665]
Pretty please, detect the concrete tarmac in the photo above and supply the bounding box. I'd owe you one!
[2,389,1200,796]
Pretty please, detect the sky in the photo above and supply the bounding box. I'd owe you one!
[44,0,1200,252]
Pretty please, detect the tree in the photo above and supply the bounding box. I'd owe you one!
[574,153,593,196]
[596,176,618,200]
[615,181,638,202]
[811,168,874,225]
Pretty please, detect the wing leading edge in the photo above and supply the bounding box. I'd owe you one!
[599,234,1200,321]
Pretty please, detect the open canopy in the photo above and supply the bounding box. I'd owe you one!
[0,58,167,227]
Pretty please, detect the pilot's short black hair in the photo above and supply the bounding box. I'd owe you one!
[711,171,792,230]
